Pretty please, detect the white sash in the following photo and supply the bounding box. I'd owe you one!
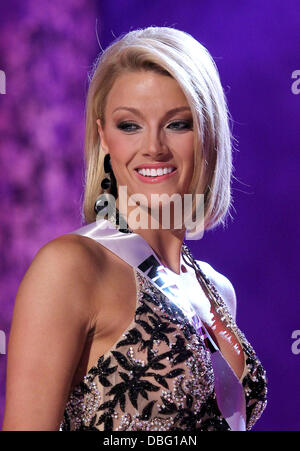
[68,217,246,431]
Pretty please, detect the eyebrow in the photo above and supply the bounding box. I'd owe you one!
[112,106,191,120]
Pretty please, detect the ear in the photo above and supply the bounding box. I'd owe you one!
[96,119,108,154]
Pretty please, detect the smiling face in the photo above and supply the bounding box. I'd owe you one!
[97,70,195,221]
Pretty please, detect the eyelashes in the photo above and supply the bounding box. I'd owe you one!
[169,120,193,131]
[117,122,139,132]
[116,120,193,133]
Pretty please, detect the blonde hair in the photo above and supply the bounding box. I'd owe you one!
[82,26,234,231]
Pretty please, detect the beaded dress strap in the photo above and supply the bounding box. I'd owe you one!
[181,243,248,382]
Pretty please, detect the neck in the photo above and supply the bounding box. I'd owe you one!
[115,199,186,275]
[134,227,185,275]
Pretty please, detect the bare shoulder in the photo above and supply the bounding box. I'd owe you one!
[196,260,237,320]
[35,232,107,283]
[17,232,107,324]
[38,232,104,271]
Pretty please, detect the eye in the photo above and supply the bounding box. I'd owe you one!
[167,120,193,131]
[117,121,141,132]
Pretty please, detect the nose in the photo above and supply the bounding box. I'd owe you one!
[142,128,169,159]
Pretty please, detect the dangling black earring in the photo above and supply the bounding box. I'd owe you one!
[94,153,117,215]
[100,153,112,190]
[93,154,131,233]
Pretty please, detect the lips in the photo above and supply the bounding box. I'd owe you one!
[133,164,177,183]
[136,167,176,177]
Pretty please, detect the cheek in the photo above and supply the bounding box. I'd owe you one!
[171,134,194,170]
[104,129,134,165]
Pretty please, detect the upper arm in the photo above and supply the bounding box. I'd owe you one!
[2,235,98,431]
[197,260,237,321]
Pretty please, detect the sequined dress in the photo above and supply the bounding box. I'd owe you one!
[60,240,267,431]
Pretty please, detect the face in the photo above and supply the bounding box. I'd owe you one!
[97,70,195,221]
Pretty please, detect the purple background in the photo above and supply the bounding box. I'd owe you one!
[0,0,299,431]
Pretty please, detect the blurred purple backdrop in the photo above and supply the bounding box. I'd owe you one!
[0,0,299,431]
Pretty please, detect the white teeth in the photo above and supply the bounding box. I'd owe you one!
[137,167,175,177]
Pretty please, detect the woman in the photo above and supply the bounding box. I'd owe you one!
[2,26,267,431]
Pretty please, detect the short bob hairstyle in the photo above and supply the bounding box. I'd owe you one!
[82,26,234,231]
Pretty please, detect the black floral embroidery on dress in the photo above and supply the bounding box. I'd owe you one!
[92,312,196,431]
[88,356,117,387]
